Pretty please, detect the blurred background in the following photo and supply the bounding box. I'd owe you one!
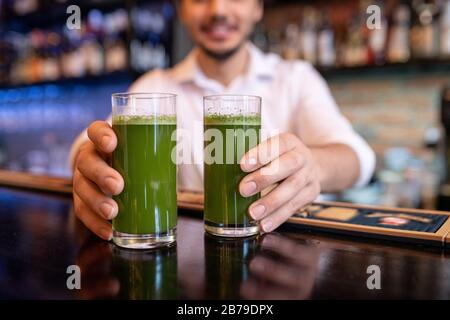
[1,0,450,210]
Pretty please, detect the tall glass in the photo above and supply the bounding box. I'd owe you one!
[203,95,261,237]
[112,93,177,249]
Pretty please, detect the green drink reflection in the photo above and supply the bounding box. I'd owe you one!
[112,246,178,300]
[204,234,260,299]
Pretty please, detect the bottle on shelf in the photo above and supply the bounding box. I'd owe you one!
[441,0,450,57]
[410,0,441,59]
[104,9,129,73]
[317,10,336,67]
[366,0,388,65]
[343,16,368,67]
[61,26,86,78]
[282,23,301,60]
[388,3,412,63]
[299,6,318,65]
[41,32,61,81]
[84,9,105,76]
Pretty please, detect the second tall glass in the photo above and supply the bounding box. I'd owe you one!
[203,95,261,237]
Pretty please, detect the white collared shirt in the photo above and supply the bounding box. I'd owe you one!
[70,43,375,192]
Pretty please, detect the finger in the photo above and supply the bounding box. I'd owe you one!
[73,169,118,220]
[73,193,113,240]
[240,133,298,172]
[76,146,123,195]
[87,121,117,154]
[259,181,320,232]
[247,167,311,220]
[239,149,307,197]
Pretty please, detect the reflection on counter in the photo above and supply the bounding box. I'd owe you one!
[204,234,260,299]
[112,245,178,300]
[240,234,318,300]
[76,240,178,300]
[1,186,449,299]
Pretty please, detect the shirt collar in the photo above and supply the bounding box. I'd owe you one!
[169,42,276,85]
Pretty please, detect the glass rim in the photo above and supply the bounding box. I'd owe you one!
[112,92,177,100]
[203,94,262,102]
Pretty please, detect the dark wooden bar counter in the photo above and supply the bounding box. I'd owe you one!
[1,181,450,299]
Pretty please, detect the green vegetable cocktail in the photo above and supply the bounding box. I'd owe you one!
[203,95,261,237]
[111,93,177,249]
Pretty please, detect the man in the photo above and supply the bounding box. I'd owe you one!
[70,0,375,241]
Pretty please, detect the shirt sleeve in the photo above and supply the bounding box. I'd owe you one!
[291,62,376,187]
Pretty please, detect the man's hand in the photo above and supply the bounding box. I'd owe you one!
[72,121,124,240]
[239,133,322,233]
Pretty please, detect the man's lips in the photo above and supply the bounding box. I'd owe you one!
[201,24,238,41]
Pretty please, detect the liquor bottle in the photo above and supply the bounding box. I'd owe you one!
[41,32,61,81]
[61,27,86,78]
[344,17,367,66]
[82,34,104,76]
[104,9,128,73]
[104,36,127,73]
[441,0,450,57]
[283,23,301,60]
[317,10,336,67]
[388,3,412,63]
[299,6,318,65]
[367,1,388,65]
[85,9,105,75]
[410,0,440,59]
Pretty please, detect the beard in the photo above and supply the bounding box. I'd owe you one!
[198,39,247,61]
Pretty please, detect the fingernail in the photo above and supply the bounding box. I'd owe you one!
[101,135,112,150]
[100,227,112,241]
[243,157,257,170]
[240,181,257,197]
[100,202,116,219]
[250,204,265,220]
[105,177,118,194]
[261,219,273,233]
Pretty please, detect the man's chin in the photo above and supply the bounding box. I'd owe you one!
[199,42,245,61]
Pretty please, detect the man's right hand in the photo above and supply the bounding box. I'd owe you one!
[72,121,124,240]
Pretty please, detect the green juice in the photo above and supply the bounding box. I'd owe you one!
[112,115,177,235]
[204,115,261,229]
